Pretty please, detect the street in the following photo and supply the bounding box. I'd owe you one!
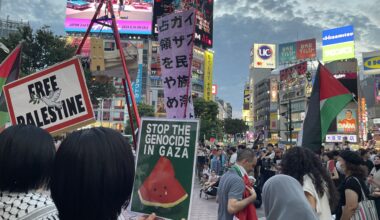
[190,181,265,220]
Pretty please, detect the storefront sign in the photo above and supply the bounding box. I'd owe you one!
[325,134,357,143]
[363,51,380,75]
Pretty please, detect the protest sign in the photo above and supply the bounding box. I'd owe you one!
[3,58,95,134]
[158,9,196,119]
[131,118,199,220]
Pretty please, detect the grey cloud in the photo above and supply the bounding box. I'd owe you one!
[2,0,68,35]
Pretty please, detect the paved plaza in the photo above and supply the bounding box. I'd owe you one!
[189,181,265,220]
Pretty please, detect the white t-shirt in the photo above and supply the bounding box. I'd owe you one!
[303,175,332,220]
[229,153,237,165]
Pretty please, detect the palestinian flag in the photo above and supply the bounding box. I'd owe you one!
[0,44,22,127]
[301,62,352,152]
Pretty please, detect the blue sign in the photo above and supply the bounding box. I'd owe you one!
[131,64,143,104]
[322,25,354,46]
[257,45,273,60]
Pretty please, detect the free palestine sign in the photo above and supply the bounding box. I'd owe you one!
[3,58,95,134]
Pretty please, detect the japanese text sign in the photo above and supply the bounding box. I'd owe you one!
[203,51,214,101]
[158,9,196,119]
[3,58,95,134]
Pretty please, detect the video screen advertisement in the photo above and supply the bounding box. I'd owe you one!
[65,0,153,35]
[152,0,213,48]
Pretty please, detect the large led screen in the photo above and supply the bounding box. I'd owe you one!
[65,0,153,35]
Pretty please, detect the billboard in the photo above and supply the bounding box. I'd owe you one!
[322,25,355,62]
[152,0,213,48]
[243,89,250,110]
[336,108,357,133]
[296,39,316,60]
[279,42,296,63]
[279,39,316,64]
[270,78,278,103]
[376,78,380,103]
[203,51,214,101]
[325,59,358,79]
[253,44,276,69]
[270,113,278,130]
[363,51,380,75]
[65,1,153,35]
[150,41,161,80]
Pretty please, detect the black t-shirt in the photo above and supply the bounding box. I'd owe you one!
[336,175,370,219]
[365,160,374,174]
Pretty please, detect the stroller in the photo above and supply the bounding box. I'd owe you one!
[200,178,219,200]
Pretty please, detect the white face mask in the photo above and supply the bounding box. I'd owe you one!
[336,161,344,174]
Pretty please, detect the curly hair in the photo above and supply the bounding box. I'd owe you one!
[281,147,339,210]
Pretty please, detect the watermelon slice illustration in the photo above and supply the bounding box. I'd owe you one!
[138,157,188,208]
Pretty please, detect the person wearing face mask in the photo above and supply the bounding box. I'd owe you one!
[368,155,380,218]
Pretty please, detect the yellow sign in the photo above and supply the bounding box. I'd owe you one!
[203,51,214,101]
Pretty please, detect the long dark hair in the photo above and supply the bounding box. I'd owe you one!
[51,127,135,220]
[281,147,339,210]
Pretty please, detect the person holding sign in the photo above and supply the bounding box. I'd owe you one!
[217,148,258,220]
[0,125,58,219]
[50,127,155,220]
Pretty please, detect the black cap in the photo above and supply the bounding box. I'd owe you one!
[339,150,364,166]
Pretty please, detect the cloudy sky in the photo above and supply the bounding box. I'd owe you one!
[2,0,380,118]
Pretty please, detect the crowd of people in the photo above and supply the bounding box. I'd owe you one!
[0,125,155,220]
[197,141,380,220]
[1,123,380,220]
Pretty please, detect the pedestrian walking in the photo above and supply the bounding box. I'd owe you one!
[281,147,338,220]
[0,125,58,219]
[368,154,380,218]
[262,174,318,220]
[217,148,258,220]
[336,150,376,220]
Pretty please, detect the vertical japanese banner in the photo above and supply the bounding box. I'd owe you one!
[203,51,214,101]
[158,9,196,119]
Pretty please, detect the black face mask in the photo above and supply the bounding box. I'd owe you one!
[375,164,380,170]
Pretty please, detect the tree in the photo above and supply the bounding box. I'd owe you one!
[124,103,155,134]
[0,25,116,104]
[0,25,76,75]
[224,118,249,135]
[193,97,223,141]
[83,66,116,104]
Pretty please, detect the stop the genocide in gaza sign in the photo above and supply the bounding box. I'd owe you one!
[3,58,95,134]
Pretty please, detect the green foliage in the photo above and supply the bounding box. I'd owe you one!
[0,25,76,75]
[83,68,117,104]
[0,25,117,105]
[125,103,155,134]
[223,118,249,135]
[193,97,223,141]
